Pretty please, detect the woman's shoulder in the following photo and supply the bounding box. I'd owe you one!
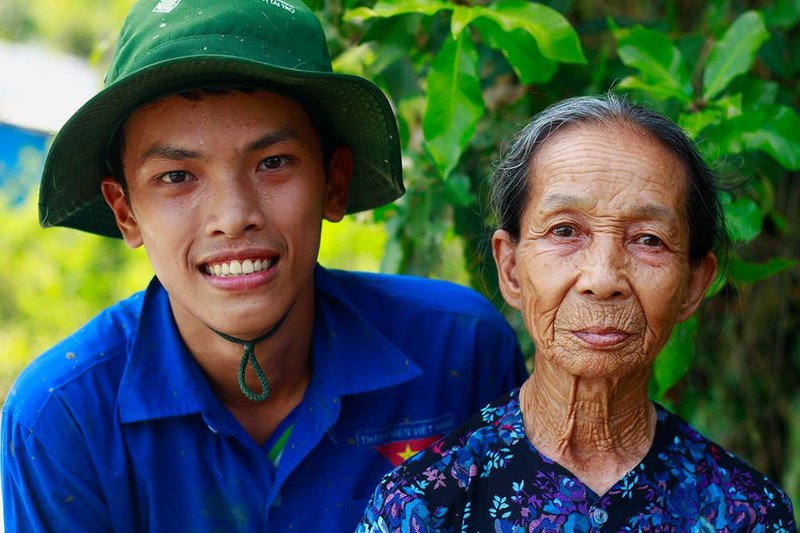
[359,390,526,530]
[651,405,795,527]
[398,389,525,476]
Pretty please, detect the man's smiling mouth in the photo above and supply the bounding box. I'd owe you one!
[204,257,277,277]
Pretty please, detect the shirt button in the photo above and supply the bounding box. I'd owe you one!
[591,507,608,525]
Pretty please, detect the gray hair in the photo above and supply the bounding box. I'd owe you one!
[489,94,728,262]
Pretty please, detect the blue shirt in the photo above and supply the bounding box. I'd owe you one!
[2,266,526,532]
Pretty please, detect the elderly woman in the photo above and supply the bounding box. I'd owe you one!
[357,95,795,532]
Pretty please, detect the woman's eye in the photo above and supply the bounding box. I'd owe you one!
[259,156,287,170]
[159,171,190,184]
[637,234,664,247]
[551,225,576,238]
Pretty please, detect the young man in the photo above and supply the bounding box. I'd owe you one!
[1,0,526,531]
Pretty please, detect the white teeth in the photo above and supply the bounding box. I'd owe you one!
[206,258,275,277]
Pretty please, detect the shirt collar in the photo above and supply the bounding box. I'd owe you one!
[117,267,422,424]
[312,265,422,397]
[117,277,213,423]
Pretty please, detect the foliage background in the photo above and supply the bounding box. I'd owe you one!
[1,0,798,517]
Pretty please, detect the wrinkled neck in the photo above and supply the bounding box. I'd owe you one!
[520,359,656,466]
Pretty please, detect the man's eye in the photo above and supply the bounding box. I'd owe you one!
[637,234,664,247]
[159,171,190,184]
[259,156,286,170]
[551,225,576,237]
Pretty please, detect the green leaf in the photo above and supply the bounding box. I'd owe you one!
[698,109,763,157]
[732,77,779,108]
[617,75,691,103]
[451,5,480,38]
[651,316,697,401]
[762,0,800,29]
[443,173,474,207]
[345,0,452,21]
[472,18,558,84]
[746,104,800,170]
[480,0,586,64]
[702,11,769,101]
[613,25,692,103]
[359,15,424,75]
[423,34,485,179]
[679,110,721,138]
[723,196,763,244]
[678,93,742,137]
[728,256,798,285]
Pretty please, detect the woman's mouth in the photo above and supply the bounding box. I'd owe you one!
[204,257,277,277]
[572,328,631,348]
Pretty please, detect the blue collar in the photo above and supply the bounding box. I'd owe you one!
[117,267,422,425]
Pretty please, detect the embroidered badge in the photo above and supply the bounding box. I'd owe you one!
[375,436,442,467]
[356,414,456,467]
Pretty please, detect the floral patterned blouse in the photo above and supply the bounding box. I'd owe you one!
[357,389,795,532]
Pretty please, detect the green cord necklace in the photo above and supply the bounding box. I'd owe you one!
[209,310,290,402]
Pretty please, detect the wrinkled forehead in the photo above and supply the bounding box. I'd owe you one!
[530,120,689,191]
[526,120,690,217]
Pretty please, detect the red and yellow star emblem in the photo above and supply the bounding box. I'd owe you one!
[375,436,441,467]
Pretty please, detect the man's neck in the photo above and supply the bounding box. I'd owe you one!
[176,296,315,445]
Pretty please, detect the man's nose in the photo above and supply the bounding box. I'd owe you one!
[204,177,267,238]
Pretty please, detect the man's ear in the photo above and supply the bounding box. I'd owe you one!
[100,178,143,248]
[676,252,718,323]
[492,229,522,311]
[323,146,353,223]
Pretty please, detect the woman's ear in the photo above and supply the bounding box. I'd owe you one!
[676,252,718,323]
[101,178,143,248]
[323,146,353,223]
[493,229,522,311]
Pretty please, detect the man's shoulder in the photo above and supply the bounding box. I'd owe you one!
[4,291,145,428]
[321,268,503,319]
[318,268,525,388]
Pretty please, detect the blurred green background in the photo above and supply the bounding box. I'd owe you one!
[1,0,798,519]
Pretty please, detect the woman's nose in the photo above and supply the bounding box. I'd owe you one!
[574,237,631,300]
[204,177,267,238]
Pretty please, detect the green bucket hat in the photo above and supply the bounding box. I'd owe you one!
[39,0,403,238]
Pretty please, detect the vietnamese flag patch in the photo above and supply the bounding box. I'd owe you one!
[375,435,441,467]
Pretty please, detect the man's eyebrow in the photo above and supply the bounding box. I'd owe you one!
[140,145,202,163]
[244,127,302,153]
[139,128,303,164]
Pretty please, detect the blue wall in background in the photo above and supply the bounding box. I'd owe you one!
[0,122,49,203]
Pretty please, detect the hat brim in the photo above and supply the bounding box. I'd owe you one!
[39,55,403,238]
